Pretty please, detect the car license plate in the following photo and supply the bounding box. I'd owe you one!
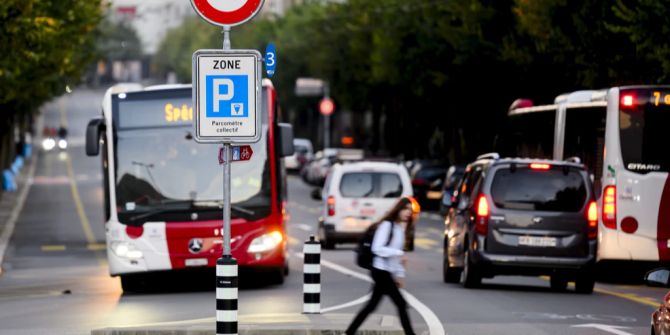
[360,208,376,216]
[427,191,443,200]
[185,258,208,267]
[518,236,557,247]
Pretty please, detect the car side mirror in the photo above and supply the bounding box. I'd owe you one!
[277,123,295,158]
[86,118,104,156]
[310,188,322,201]
[645,268,670,287]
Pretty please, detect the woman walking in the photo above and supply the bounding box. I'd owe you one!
[345,197,416,335]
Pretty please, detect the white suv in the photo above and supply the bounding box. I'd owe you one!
[316,161,415,249]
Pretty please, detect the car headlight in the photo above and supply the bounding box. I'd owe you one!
[42,138,56,151]
[247,231,283,253]
[111,242,143,259]
[58,139,67,149]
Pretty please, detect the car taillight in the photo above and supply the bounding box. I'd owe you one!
[602,185,616,229]
[587,201,598,240]
[475,195,489,235]
[530,163,551,170]
[327,196,335,216]
[412,179,426,187]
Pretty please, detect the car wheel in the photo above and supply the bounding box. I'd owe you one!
[461,249,481,288]
[319,225,335,250]
[443,239,462,283]
[575,271,595,294]
[550,275,568,291]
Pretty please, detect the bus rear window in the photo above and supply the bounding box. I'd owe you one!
[620,89,670,173]
[491,168,587,212]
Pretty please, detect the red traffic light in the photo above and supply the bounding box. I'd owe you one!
[320,98,335,116]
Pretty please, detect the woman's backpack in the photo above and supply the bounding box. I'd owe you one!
[355,221,394,269]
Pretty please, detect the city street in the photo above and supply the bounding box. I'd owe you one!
[0,90,665,335]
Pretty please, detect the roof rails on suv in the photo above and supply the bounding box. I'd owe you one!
[564,156,582,164]
[476,152,500,161]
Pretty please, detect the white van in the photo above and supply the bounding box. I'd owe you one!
[315,161,416,249]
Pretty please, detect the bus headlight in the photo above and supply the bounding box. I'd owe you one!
[111,242,143,259]
[247,231,283,254]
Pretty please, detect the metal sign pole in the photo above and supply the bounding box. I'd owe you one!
[216,26,237,335]
[222,143,231,256]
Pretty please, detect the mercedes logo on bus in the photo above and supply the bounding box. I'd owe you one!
[188,238,204,254]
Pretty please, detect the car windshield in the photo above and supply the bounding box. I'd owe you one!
[491,167,587,212]
[113,91,271,224]
[340,172,403,198]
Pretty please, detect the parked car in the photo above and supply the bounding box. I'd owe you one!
[314,161,419,250]
[285,138,314,172]
[301,149,338,186]
[301,148,363,186]
[439,165,466,215]
[443,153,597,293]
[645,268,670,335]
[409,160,449,208]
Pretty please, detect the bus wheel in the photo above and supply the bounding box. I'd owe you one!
[271,268,285,285]
[120,275,144,293]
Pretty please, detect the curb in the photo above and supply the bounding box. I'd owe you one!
[92,328,403,335]
[91,314,406,335]
[0,115,42,275]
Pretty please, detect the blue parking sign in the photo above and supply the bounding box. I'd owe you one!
[206,75,248,118]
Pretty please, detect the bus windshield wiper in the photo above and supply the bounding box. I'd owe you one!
[127,200,256,223]
[191,200,256,219]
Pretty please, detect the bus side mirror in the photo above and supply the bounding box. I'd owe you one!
[86,118,104,156]
[277,123,295,158]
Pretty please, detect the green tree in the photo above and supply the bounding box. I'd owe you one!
[0,0,102,179]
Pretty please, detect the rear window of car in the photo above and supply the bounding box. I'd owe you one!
[490,167,587,212]
[339,172,403,198]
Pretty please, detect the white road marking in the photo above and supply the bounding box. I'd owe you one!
[0,142,38,274]
[320,294,372,313]
[571,323,634,335]
[295,252,446,335]
[295,224,312,232]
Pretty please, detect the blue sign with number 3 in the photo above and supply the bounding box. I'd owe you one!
[265,43,276,78]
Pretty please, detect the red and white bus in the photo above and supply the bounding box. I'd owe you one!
[508,86,670,267]
[86,80,294,291]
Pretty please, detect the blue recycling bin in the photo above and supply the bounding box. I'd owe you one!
[2,169,17,192]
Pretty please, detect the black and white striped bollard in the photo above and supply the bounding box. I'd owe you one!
[216,256,238,335]
[303,235,321,314]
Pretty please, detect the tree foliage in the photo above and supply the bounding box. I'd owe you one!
[0,1,103,114]
[155,0,670,161]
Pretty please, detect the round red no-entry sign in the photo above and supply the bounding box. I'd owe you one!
[320,98,335,116]
[191,0,265,27]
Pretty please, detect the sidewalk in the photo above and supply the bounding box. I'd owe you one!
[91,313,407,335]
[0,153,36,275]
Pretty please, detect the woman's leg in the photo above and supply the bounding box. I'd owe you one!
[345,270,386,334]
[385,275,416,335]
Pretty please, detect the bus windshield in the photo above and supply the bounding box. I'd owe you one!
[619,89,670,173]
[113,92,271,224]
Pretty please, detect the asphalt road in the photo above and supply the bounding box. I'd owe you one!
[0,88,666,335]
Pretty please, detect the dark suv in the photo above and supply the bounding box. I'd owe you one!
[442,153,597,293]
